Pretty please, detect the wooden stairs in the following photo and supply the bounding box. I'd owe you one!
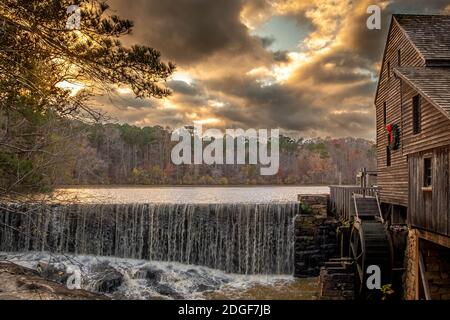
[353,195,383,222]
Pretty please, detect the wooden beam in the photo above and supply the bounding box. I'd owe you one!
[414,229,420,300]
[419,251,431,300]
[417,229,450,249]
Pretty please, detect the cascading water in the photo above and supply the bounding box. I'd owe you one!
[0,202,299,275]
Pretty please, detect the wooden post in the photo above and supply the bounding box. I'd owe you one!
[415,230,420,300]
[361,168,367,198]
[419,250,431,300]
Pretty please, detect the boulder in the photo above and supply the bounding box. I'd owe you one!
[135,266,163,283]
[92,270,124,293]
[37,261,69,284]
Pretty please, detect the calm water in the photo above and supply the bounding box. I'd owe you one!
[56,186,329,204]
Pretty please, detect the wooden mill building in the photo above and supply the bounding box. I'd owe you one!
[375,14,450,299]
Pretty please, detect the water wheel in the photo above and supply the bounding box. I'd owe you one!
[350,219,393,297]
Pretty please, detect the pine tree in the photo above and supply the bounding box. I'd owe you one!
[0,0,174,193]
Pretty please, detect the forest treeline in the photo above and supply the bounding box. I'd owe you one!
[0,1,376,194]
[58,123,376,186]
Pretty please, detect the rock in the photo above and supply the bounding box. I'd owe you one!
[154,284,184,299]
[196,284,216,292]
[135,266,163,283]
[92,270,124,293]
[37,261,69,284]
[186,269,198,275]
[0,262,105,300]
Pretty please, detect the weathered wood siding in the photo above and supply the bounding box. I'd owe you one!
[401,82,450,155]
[377,18,450,237]
[409,148,450,237]
[375,18,425,206]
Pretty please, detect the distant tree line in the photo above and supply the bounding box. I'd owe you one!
[57,123,377,186]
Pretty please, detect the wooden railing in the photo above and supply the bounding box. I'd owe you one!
[329,186,379,221]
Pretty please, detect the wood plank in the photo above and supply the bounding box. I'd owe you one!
[409,149,450,236]
[419,251,431,300]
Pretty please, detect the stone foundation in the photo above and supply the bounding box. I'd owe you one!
[294,214,338,277]
[403,229,419,300]
[298,194,329,217]
[403,229,450,300]
[318,258,355,300]
[421,239,450,299]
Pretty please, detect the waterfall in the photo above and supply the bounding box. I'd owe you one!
[0,202,299,274]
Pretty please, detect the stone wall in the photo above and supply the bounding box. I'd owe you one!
[421,239,450,300]
[403,229,450,300]
[298,194,329,217]
[294,214,338,277]
[318,258,355,300]
[403,229,418,300]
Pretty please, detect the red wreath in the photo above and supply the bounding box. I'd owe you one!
[386,123,400,150]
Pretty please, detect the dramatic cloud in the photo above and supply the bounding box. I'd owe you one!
[91,0,449,139]
[108,0,272,66]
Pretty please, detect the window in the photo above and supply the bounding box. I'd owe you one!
[424,157,432,187]
[383,102,387,125]
[387,61,391,78]
[397,49,401,67]
[386,146,391,167]
[413,95,421,134]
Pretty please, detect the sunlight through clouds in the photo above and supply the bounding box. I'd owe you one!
[171,72,194,86]
[116,87,133,95]
[101,0,449,139]
[194,118,221,125]
[56,81,85,96]
[208,100,226,108]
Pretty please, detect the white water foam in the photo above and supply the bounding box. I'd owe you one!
[1,252,294,300]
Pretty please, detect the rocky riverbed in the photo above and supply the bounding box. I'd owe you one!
[0,252,319,300]
[0,262,104,300]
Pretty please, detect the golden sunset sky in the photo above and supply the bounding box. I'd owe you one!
[89,0,450,139]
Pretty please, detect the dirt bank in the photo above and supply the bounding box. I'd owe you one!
[0,262,105,300]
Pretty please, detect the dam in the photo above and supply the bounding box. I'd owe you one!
[0,202,299,275]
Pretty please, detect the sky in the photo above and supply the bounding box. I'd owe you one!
[90,0,450,140]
